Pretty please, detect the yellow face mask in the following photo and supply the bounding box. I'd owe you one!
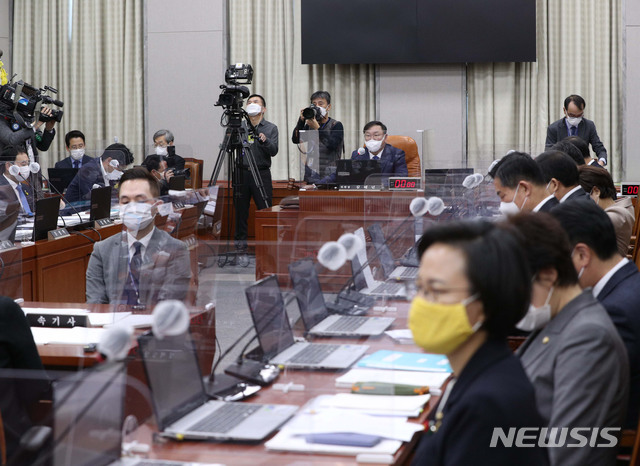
[409,294,481,355]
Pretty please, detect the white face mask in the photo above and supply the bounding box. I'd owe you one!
[246,103,262,116]
[499,183,527,217]
[517,285,554,331]
[120,202,155,234]
[107,169,123,181]
[17,165,31,180]
[566,116,582,127]
[70,148,85,161]
[155,146,168,157]
[365,136,385,154]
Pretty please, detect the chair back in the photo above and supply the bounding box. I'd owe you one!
[385,135,420,177]
[183,157,204,189]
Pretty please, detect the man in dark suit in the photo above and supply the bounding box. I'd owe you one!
[86,167,191,306]
[0,145,36,217]
[536,150,591,204]
[352,120,408,176]
[545,94,607,166]
[54,130,93,169]
[489,151,558,214]
[65,143,133,204]
[552,201,640,429]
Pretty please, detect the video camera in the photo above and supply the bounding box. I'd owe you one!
[215,63,253,110]
[0,79,63,128]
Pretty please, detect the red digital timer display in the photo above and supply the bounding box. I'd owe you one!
[389,177,422,191]
[621,183,640,196]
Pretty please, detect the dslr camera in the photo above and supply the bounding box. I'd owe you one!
[0,80,63,127]
[302,104,323,121]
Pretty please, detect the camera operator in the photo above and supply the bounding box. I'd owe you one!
[151,129,186,172]
[0,106,57,162]
[291,91,344,182]
[234,94,278,263]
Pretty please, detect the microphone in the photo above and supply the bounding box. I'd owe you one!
[335,197,441,304]
[151,300,190,339]
[9,164,42,218]
[97,325,134,361]
[462,173,485,189]
[317,241,347,271]
[357,147,366,156]
[337,232,364,260]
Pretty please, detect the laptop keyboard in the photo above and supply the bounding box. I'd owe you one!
[371,282,404,295]
[287,344,340,364]
[395,267,418,279]
[188,403,261,433]
[325,316,367,333]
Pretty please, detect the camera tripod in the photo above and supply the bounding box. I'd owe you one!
[208,110,270,267]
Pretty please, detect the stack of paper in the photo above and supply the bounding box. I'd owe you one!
[265,396,424,456]
[335,368,450,393]
[384,329,415,344]
[316,393,430,417]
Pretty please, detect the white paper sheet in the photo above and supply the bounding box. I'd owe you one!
[335,368,449,392]
[30,327,106,345]
[316,393,430,417]
[87,312,132,326]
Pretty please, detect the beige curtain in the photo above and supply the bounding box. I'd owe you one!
[467,0,622,179]
[229,0,376,179]
[13,0,144,169]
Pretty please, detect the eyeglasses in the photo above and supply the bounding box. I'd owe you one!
[417,285,472,303]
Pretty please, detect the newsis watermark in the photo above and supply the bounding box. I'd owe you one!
[490,427,621,448]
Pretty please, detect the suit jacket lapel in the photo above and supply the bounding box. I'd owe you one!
[599,262,637,300]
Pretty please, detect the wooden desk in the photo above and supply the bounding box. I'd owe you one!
[255,190,422,290]
[214,180,299,244]
[0,224,121,302]
[32,301,216,423]
[128,303,433,465]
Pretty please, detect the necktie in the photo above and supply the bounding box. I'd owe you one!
[372,155,380,161]
[570,126,577,136]
[16,183,33,215]
[73,161,79,169]
[127,242,143,304]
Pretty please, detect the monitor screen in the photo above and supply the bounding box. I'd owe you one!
[289,259,328,329]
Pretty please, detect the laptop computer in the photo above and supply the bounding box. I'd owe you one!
[336,159,381,189]
[288,259,394,336]
[51,361,235,466]
[138,330,297,442]
[90,186,112,221]
[168,175,186,191]
[33,196,61,241]
[245,275,369,369]
[367,223,418,281]
[48,168,79,194]
[348,228,407,299]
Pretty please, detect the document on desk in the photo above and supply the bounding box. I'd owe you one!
[265,398,424,456]
[335,368,450,392]
[104,313,154,328]
[87,312,132,327]
[316,393,430,417]
[30,326,106,345]
[357,349,452,372]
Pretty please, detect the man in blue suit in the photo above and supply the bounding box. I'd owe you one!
[351,120,408,176]
[304,120,407,185]
[552,201,640,429]
[545,95,608,166]
[54,130,93,169]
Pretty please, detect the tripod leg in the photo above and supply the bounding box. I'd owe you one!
[242,145,271,209]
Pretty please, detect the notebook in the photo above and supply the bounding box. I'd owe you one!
[288,259,394,336]
[245,275,369,369]
[336,159,381,189]
[51,360,234,466]
[367,223,418,281]
[138,330,298,441]
[48,168,79,193]
[89,186,112,221]
[357,350,452,373]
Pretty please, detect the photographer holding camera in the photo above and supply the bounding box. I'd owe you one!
[291,90,344,182]
[234,93,278,263]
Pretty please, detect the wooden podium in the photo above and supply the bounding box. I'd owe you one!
[255,190,423,290]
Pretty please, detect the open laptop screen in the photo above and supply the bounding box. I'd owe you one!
[336,159,382,187]
[289,259,328,329]
[245,275,295,360]
[89,186,112,221]
[139,332,208,430]
[53,362,126,466]
[367,223,396,279]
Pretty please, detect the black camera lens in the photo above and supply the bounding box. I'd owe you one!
[302,107,317,120]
